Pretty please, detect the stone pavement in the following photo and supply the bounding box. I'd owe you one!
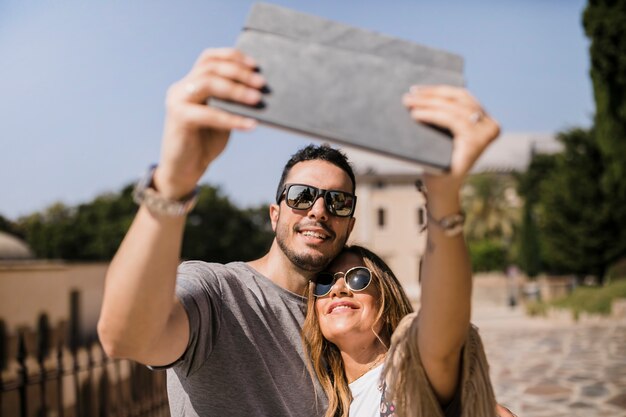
[472,305,626,417]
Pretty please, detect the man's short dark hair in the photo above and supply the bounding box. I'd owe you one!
[275,144,356,204]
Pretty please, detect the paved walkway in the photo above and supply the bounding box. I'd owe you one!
[472,305,626,417]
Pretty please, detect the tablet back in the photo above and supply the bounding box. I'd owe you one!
[212,2,464,171]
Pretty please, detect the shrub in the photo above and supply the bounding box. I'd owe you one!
[525,301,548,317]
[468,240,507,272]
[550,279,626,316]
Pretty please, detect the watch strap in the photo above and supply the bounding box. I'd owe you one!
[132,164,198,217]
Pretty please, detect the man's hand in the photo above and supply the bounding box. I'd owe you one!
[403,85,500,205]
[155,48,265,200]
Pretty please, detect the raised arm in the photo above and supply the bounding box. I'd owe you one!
[403,86,500,402]
[97,48,265,366]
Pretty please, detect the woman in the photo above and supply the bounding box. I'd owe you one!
[300,85,515,416]
[302,245,514,417]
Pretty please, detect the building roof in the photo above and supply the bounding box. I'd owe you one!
[341,145,424,176]
[340,132,560,177]
[472,132,561,173]
[0,231,34,260]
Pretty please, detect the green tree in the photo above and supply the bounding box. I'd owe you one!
[241,204,275,258]
[15,183,273,262]
[517,204,541,277]
[182,185,273,263]
[468,240,508,273]
[539,128,614,282]
[516,152,556,277]
[514,1,626,282]
[16,187,137,261]
[17,203,76,259]
[462,173,521,272]
[583,0,626,273]
[520,129,616,282]
[71,185,137,260]
[0,214,22,238]
[462,173,520,243]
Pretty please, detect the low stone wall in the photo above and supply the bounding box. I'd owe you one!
[612,298,626,318]
[0,261,107,334]
[472,272,580,308]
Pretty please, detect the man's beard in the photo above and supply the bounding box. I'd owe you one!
[275,218,347,272]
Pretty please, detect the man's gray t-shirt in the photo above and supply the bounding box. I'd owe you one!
[165,261,326,416]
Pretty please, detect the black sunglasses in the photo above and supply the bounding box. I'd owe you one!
[277,183,357,217]
[313,266,373,297]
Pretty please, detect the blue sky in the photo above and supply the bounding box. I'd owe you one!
[0,0,593,220]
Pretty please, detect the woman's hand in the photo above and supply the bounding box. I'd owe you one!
[403,85,500,210]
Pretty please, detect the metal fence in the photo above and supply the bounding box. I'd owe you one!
[0,291,170,417]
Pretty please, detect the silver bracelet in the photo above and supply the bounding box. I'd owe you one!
[427,210,466,237]
[415,179,465,237]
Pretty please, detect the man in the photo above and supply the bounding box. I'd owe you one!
[97,48,501,416]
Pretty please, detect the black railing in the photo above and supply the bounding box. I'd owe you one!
[0,300,170,417]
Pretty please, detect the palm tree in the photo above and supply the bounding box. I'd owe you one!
[461,172,521,245]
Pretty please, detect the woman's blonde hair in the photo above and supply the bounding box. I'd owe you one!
[302,245,414,417]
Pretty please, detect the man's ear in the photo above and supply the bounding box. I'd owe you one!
[269,203,280,231]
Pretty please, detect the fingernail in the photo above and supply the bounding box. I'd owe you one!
[402,93,412,105]
[244,56,257,67]
[410,85,424,94]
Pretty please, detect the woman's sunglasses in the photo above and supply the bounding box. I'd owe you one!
[277,183,357,217]
[313,266,373,297]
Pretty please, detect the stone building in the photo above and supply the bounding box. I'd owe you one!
[342,147,426,300]
[342,132,560,300]
[0,231,34,260]
[0,231,105,336]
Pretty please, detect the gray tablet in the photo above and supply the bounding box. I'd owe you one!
[212,2,464,171]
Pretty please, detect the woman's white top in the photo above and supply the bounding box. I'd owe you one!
[348,364,384,417]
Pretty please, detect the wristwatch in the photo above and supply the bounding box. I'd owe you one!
[132,164,198,216]
[428,211,466,237]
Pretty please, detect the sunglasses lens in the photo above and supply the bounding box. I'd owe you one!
[326,191,355,217]
[346,267,371,291]
[314,272,335,297]
[286,185,317,209]
[284,184,355,217]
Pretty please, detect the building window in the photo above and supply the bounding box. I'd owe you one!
[377,208,386,228]
[417,207,426,227]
